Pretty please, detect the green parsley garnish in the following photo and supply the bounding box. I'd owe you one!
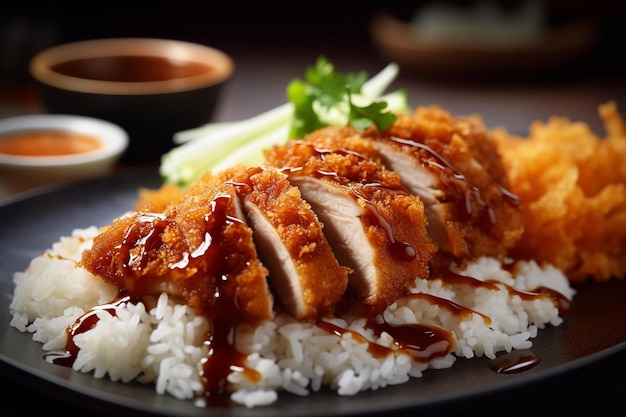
[287,56,398,138]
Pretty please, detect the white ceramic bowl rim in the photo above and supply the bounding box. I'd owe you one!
[0,114,129,167]
[29,38,235,95]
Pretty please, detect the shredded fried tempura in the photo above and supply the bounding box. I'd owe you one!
[492,101,626,282]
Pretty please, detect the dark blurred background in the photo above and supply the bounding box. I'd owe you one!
[3,0,626,83]
[1,1,626,415]
[1,0,626,131]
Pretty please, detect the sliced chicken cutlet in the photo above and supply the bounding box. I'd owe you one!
[264,137,438,312]
[359,105,524,264]
[205,165,350,320]
[80,180,274,323]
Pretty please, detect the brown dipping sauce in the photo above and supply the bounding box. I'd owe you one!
[0,130,102,157]
[51,56,214,82]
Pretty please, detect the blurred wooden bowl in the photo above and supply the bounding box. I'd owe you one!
[369,12,599,78]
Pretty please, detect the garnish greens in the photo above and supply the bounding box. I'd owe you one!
[160,56,409,187]
[287,56,398,138]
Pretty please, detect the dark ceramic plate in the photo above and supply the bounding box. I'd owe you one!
[1,169,625,417]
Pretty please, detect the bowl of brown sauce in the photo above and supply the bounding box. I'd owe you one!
[0,114,128,200]
[29,38,234,163]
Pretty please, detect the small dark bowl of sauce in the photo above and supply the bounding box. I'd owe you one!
[29,38,234,163]
[0,114,128,199]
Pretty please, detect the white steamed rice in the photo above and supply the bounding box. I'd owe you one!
[9,226,575,408]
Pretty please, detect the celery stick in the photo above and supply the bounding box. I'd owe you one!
[173,121,236,144]
[160,103,293,186]
[361,62,400,98]
[210,125,290,173]
[380,89,412,115]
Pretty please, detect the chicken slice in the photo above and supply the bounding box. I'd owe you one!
[206,165,350,320]
[264,139,437,312]
[358,105,524,264]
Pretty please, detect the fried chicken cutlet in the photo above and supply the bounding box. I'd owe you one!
[298,105,524,270]
[81,181,274,322]
[264,136,438,312]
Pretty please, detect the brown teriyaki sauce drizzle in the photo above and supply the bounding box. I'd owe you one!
[488,349,542,374]
[314,269,569,370]
[389,136,521,226]
[316,318,454,362]
[431,270,571,318]
[431,269,570,374]
[278,144,417,262]
[44,296,132,367]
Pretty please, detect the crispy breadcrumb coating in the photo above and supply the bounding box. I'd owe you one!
[82,181,274,322]
[264,138,437,311]
[200,166,351,319]
[364,106,524,265]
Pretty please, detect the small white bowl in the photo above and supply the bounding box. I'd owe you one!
[0,114,128,200]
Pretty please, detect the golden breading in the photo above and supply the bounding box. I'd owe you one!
[492,101,626,282]
[264,138,437,311]
[81,181,274,322]
[200,165,351,320]
[362,105,524,266]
